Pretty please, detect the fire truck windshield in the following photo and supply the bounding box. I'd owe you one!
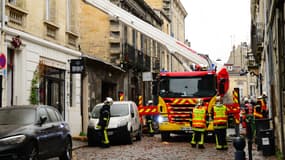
[159,75,217,98]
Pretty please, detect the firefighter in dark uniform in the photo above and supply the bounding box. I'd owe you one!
[253,104,263,120]
[96,97,113,147]
[257,93,269,118]
[145,100,155,136]
[212,96,228,150]
[190,99,208,149]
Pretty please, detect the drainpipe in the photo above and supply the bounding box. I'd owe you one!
[277,0,285,155]
[1,0,5,30]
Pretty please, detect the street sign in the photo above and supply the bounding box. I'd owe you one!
[0,53,6,69]
[70,59,84,74]
[142,72,153,81]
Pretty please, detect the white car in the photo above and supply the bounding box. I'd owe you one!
[87,101,142,146]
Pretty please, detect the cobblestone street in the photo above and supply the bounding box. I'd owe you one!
[72,131,278,160]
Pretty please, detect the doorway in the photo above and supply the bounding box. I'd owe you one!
[39,66,65,117]
[101,82,116,102]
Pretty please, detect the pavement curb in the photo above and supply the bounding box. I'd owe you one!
[72,136,88,142]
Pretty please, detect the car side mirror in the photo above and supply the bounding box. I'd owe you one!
[131,112,135,118]
[39,116,47,125]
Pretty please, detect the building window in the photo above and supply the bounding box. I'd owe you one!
[8,0,16,5]
[227,66,233,71]
[8,0,25,8]
[66,0,77,33]
[45,0,56,22]
[6,0,27,28]
[250,85,255,96]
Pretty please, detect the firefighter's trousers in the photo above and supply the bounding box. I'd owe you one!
[214,128,227,150]
[191,130,205,148]
[100,127,110,147]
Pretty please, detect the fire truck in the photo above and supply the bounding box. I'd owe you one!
[153,64,230,141]
[84,0,238,140]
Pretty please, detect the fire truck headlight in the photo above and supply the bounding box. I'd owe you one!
[158,115,168,123]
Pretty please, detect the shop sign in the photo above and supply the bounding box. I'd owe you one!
[70,59,84,74]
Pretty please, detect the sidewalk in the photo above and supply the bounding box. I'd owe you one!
[72,136,87,150]
[227,128,277,160]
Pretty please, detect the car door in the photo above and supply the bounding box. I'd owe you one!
[133,102,141,131]
[45,107,64,154]
[130,103,139,132]
[36,107,55,156]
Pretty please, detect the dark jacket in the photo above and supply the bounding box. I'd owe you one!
[98,104,111,127]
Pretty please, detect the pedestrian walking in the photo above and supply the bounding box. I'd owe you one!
[190,99,208,149]
[212,96,228,150]
[96,97,113,148]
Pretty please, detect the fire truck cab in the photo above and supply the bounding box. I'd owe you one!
[154,66,229,141]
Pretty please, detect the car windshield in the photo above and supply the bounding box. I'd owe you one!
[159,75,217,98]
[0,108,36,125]
[91,103,129,118]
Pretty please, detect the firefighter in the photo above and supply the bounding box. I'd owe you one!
[96,97,113,148]
[212,96,228,150]
[257,94,269,118]
[245,98,254,142]
[241,97,249,129]
[253,104,263,120]
[190,99,208,149]
[145,100,155,136]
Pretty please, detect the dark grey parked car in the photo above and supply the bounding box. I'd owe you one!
[0,105,72,160]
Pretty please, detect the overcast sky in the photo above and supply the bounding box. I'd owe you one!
[180,0,251,64]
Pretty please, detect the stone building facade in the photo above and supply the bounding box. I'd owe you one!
[224,42,257,104]
[0,0,82,135]
[145,0,189,72]
[250,0,285,156]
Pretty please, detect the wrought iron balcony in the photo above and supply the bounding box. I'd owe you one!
[123,43,136,67]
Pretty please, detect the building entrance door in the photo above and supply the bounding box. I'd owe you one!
[39,66,65,117]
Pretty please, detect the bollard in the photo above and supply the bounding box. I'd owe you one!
[233,136,246,160]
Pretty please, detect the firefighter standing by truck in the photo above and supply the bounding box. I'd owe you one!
[212,96,229,150]
[96,97,113,148]
[145,100,155,136]
[190,99,209,149]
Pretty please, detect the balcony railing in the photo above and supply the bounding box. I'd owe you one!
[6,3,28,29]
[144,54,150,71]
[123,43,136,67]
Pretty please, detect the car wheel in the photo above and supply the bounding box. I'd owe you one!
[126,129,133,144]
[28,143,39,160]
[136,126,142,141]
[60,138,72,160]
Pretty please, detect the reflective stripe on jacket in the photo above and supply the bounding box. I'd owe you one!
[192,106,207,129]
[253,108,263,119]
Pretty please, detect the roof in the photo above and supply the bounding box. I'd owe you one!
[82,54,125,72]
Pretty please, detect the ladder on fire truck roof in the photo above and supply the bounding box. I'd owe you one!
[84,0,209,70]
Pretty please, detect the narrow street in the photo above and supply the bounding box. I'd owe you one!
[72,129,277,160]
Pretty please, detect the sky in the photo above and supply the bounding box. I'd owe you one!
[180,0,251,64]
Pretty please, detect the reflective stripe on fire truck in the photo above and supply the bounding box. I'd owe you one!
[172,98,196,105]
